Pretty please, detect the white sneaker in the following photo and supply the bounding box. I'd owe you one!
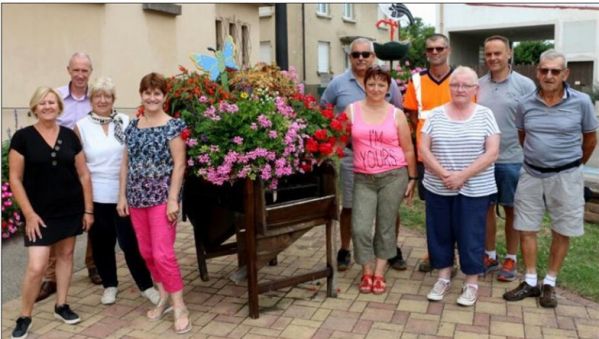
[427,279,451,301]
[141,287,160,305]
[101,287,118,305]
[457,284,478,306]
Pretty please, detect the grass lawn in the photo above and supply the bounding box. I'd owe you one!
[399,198,599,302]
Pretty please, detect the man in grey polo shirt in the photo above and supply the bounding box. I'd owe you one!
[321,37,403,271]
[478,35,535,282]
[503,49,598,308]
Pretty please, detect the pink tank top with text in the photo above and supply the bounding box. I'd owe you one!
[351,102,407,174]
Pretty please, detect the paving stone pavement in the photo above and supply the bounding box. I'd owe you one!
[3,221,599,338]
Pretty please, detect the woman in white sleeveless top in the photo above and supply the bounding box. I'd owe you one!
[74,77,159,306]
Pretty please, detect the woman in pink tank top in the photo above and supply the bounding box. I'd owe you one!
[348,66,417,294]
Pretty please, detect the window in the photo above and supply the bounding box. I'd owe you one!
[260,41,272,64]
[241,25,250,67]
[317,41,330,74]
[343,4,354,20]
[215,20,223,50]
[316,3,330,16]
[229,23,237,44]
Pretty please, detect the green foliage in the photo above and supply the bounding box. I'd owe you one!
[398,17,435,68]
[2,140,9,181]
[513,40,554,65]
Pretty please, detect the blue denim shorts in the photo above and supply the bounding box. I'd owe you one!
[494,163,522,207]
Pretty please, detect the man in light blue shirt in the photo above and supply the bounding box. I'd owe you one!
[477,35,535,282]
[504,49,598,308]
[321,37,403,272]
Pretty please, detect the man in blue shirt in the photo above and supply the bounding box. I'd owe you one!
[321,37,403,271]
[503,50,598,308]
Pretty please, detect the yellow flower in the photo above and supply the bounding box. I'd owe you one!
[240,92,249,99]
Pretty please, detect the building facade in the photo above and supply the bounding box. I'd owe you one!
[2,3,260,139]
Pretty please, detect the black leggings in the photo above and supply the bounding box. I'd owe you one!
[89,202,153,290]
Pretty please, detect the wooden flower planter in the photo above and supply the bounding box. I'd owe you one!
[182,162,338,318]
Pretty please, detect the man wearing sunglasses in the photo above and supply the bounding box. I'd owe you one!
[403,33,454,273]
[503,50,597,308]
[477,35,536,282]
[321,37,403,272]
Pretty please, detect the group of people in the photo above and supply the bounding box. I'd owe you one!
[9,53,191,339]
[322,34,597,307]
[7,32,598,338]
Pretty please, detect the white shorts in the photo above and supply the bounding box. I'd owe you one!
[514,167,585,237]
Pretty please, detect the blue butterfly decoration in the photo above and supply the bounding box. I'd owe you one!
[191,36,238,89]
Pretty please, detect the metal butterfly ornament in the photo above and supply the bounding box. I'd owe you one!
[191,35,238,90]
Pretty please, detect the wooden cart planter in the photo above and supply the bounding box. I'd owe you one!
[183,162,338,318]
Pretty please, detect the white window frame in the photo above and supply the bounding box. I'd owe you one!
[343,3,355,21]
[317,41,330,74]
[260,41,273,64]
[316,3,330,16]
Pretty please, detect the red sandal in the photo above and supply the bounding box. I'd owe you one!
[372,275,386,294]
[359,274,373,293]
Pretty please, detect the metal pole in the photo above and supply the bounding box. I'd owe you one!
[275,4,289,70]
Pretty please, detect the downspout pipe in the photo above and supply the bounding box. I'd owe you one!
[275,4,289,70]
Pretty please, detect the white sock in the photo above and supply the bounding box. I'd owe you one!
[505,254,517,262]
[525,273,537,287]
[485,250,497,260]
[466,283,479,290]
[543,275,557,287]
[438,278,450,284]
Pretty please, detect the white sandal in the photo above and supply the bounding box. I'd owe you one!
[173,307,192,334]
[147,298,173,321]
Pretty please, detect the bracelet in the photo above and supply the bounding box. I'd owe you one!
[84,211,94,215]
[408,176,419,181]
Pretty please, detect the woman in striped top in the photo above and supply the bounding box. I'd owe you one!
[419,66,500,307]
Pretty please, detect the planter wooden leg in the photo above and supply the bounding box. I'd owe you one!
[245,179,260,318]
[326,219,337,297]
[191,222,210,281]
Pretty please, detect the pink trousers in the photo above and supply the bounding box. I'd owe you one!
[129,204,184,293]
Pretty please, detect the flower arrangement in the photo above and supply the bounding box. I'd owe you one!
[1,140,22,240]
[164,64,349,189]
[390,60,424,94]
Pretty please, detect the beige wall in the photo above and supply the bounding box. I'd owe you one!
[260,4,390,86]
[2,3,260,139]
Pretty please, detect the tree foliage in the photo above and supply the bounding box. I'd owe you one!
[398,17,435,68]
[513,40,554,65]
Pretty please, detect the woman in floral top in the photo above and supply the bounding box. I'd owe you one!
[117,73,189,334]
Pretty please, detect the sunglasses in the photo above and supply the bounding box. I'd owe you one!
[426,46,446,53]
[538,68,563,76]
[351,51,372,59]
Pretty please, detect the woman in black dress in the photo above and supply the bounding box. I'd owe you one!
[9,87,94,339]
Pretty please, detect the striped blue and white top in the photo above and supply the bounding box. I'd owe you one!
[422,104,500,197]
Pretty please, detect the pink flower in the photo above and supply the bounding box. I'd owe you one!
[232,136,244,145]
[257,114,272,128]
[268,130,278,139]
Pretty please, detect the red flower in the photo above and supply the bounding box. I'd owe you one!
[337,112,348,122]
[314,129,328,141]
[321,105,334,120]
[330,119,343,131]
[136,105,145,117]
[306,138,319,153]
[340,135,349,143]
[319,142,333,156]
[300,161,312,173]
[180,128,191,140]
[336,147,344,157]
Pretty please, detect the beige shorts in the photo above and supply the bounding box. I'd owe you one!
[514,166,585,237]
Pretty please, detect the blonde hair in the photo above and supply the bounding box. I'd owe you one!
[89,76,116,100]
[450,66,479,85]
[29,87,64,117]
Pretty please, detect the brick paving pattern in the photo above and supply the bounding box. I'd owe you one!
[3,221,599,338]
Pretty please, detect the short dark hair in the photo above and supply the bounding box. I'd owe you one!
[139,72,167,94]
[484,35,510,49]
[364,65,391,87]
[425,33,449,46]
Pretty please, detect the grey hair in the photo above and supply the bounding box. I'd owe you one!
[449,66,479,85]
[68,52,93,70]
[350,37,374,52]
[89,77,116,100]
[539,49,567,68]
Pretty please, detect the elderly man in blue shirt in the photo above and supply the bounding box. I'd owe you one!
[503,49,598,308]
[320,37,404,271]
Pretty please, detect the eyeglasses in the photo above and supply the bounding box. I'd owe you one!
[351,51,372,59]
[538,68,563,76]
[426,46,447,53]
[449,83,477,90]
